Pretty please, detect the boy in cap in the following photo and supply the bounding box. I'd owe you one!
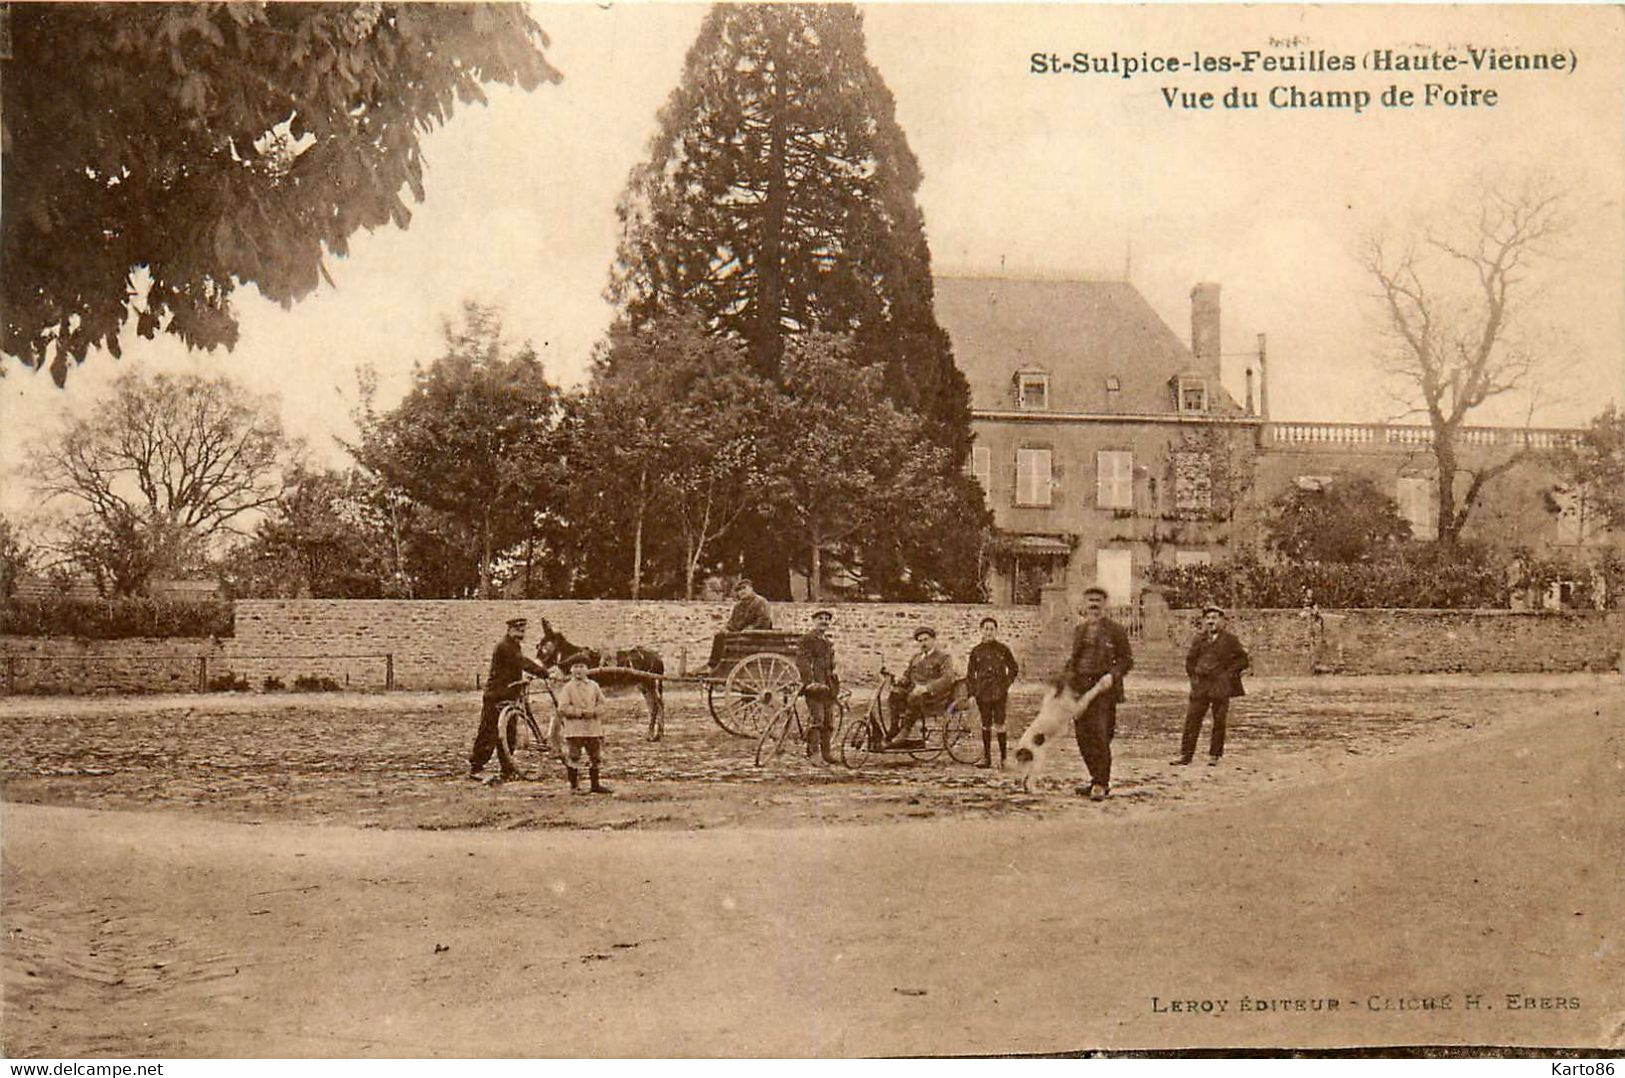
[557,653,612,793]
[966,616,1020,768]
[888,626,957,746]
[1062,584,1134,801]
[1174,605,1250,766]
[471,616,552,781]
[796,609,839,764]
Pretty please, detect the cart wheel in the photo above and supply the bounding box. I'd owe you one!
[754,703,800,767]
[943,698,981,764]
[840,716,874,769]
[710,653,801,738]
[497,702,544,774]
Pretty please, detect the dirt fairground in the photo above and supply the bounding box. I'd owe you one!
[3,674,1623,1056]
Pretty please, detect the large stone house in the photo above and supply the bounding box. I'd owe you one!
[935,274,1606,606]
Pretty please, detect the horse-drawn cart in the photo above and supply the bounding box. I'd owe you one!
[700,630,805,738]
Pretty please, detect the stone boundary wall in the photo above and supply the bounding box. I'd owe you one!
[4,604,1619,694]
[0,636,224,694]
[1159,608,1625,676]
[229,600,1050,691]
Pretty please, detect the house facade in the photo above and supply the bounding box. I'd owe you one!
[936,274,1608,606]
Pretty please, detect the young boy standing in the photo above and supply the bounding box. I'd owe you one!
[556,654,612,794]
[965,616,1020,768]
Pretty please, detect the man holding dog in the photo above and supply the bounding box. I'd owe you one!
[1063,584,1134,801]
[1173,604,1250,767]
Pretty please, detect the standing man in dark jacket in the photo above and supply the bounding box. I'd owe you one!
[796,609,839,764]
[1063,583,1134,801]
[471,616,552,781]
[966,616,1020,769]
[701,578,773,673]
[1173,605,1250,767]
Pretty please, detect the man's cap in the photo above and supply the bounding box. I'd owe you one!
[1202,604,1227,616]
[564,652,592,669]
[506,616,529,629]
[1081,583,1108,599]
[812,609,834,621]
[734,578,753,590]
[912,626,937,641]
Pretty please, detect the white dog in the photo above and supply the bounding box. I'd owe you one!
[1010,675,1112,793]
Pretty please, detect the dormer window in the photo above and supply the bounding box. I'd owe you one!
[1105,376,1121,392]
[1014,370,1050,410]
[1174,374,1208,413]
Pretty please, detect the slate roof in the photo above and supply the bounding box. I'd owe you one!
[933,276,1245,416]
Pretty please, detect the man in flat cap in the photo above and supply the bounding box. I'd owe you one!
[796,609,839,764]
[888,626,957,746]
[1174,604,1250,767]
[470,615,552,781]
[1063,583,1134,801]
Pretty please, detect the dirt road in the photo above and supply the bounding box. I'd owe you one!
[3,677,1622,1056]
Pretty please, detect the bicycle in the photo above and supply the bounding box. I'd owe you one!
[838,667,980,769]
[495,676,561,777]
[754,683,851,767]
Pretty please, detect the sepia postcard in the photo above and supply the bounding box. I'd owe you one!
[1,1,1622,1061]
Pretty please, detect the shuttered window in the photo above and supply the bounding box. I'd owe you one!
[1015,448,1053,507]
[1097,450,1133,509]
[970,445,992,495]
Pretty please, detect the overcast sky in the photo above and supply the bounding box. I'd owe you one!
[3,3,1621,522]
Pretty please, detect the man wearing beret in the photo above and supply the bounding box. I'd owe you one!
[888,626,958,746]
[1063,584,1134,801]
[470,616,552,782]
[796,609,839,765]
[1173,605,1250,767]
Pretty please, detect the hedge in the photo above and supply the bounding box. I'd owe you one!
[1145,550,1625,610]
[0,597,234,639]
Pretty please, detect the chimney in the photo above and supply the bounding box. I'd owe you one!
[1190,282,1222,379]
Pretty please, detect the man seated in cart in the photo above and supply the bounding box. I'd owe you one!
[697,577,773,675]
[887,626,958,747]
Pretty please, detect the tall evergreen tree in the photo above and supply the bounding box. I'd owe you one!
[607,4,981,597]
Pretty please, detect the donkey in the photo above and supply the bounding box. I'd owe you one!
[534,618,667,739]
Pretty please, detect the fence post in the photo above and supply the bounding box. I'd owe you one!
[5,656,16,695]
[385,653,395,691]
[197,656,208,692]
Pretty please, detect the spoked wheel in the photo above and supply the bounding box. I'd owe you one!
[708,653,801,738]
[496,702,545,776]
[943,698,982,764]
[754,702,801,767]
[840,716,875,769]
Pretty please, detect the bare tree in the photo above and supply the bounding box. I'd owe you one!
[1365,181,1570,547]
[28,369,287,594]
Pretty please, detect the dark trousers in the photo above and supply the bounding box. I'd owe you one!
[706,633,729,668]
[1181,694,1230,760]
[804,697,833,730]
[471,695,519,773]
[1073,696,1118,788]
[977,697,1007,732]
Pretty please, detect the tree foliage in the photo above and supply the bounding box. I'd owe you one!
[2,3,560,383]
[1365,181,1570,546]
[351,303,562,598]
[0,516,33,602]
[27,369,288,596]
[221,464,389,598]
[1264,476,1413,564]
[1549,405,1625,535]
[606,5,983,596]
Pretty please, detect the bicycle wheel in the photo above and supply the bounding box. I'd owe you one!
[840,716,874,769]
[943,698,982,764]
[754,703,799,767]
[496,702,543,774]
